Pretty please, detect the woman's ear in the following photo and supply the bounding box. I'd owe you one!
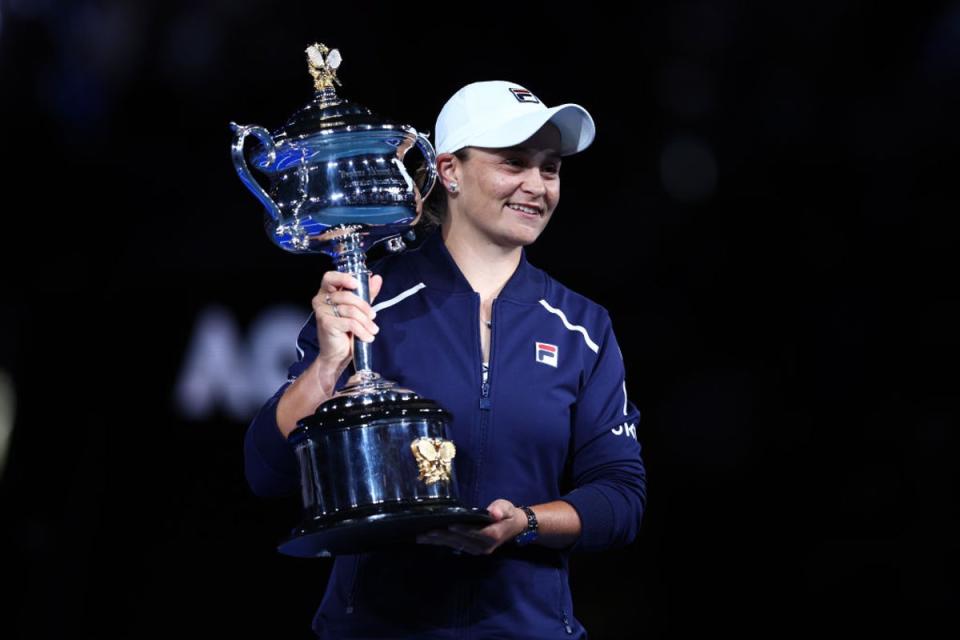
[435,152,459,187]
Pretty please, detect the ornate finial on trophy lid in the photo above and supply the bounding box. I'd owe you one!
[306,42,343,91]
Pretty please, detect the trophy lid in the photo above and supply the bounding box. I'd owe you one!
[271,43,418,143]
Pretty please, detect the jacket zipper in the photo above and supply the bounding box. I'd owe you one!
[471,297,494,507]
[557,568,573,634]
[480,371,491,408]
[561,609,573,635]
[469,295,494,498]
[480,297,495,411]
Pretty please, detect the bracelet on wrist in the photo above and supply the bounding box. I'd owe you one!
[514,505,539,546]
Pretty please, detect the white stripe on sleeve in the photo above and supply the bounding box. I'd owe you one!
[538,300,600,354]
[373,282,427,312]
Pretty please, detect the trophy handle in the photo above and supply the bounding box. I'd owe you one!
[414,132,438,201]
[229,122,282,222]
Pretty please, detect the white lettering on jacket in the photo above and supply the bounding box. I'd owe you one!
[611,421,637,439]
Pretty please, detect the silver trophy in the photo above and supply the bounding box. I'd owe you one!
[231,43,490,557]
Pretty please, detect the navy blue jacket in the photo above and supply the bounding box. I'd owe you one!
[245,229,646,639]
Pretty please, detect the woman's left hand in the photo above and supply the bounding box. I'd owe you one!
[416,499,527,555]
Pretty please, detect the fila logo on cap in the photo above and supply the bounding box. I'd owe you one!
[535,342,558,368]
[510,88,541,104]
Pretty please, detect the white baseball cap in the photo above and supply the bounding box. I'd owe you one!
[434,80,596,157]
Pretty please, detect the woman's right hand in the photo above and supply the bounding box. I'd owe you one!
[276,270,383,438]
[311,270,383,379]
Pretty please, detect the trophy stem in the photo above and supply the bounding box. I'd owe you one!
[333,230,374,375]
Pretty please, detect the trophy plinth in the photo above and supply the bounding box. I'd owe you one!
[280,387,490,557]
[231,43,491,558]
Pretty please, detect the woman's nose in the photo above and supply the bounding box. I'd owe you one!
[521,168,547,195]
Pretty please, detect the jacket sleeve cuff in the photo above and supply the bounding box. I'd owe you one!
[245,391,299,493]
[560,484,616,553]
[253,399,295,465]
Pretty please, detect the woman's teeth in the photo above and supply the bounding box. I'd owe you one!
[508,204,540,215]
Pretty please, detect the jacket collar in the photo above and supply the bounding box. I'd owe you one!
[412,228,545,303]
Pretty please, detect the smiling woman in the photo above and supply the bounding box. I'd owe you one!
[244,79,647,640]
[438,123,562,250]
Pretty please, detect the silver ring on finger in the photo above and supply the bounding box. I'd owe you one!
[324,294,341,318]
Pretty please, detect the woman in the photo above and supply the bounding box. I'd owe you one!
[245,80,646,639]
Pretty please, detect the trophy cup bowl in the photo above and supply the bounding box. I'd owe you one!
[231,44,491,557]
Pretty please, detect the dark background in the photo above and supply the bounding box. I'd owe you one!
[1,1,957,638]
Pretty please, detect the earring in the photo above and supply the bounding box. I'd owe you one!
[448,182,458,193]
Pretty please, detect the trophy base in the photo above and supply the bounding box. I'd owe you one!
[278,501,493,558]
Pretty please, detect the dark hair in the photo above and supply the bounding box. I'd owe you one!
[414,148,471,231]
